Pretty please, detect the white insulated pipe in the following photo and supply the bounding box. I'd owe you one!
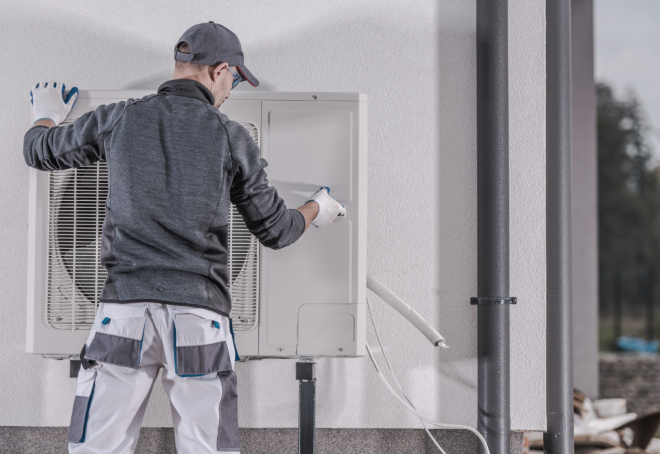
[366,276,448,348]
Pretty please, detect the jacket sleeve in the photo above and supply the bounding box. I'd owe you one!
[225,120,305,250]
[23,101,126,171]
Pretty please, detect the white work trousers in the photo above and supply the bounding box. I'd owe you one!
[67,302,240,454]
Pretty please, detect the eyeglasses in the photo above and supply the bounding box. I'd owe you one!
[227,67,242,90]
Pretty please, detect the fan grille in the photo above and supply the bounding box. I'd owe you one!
[46,121,261,331]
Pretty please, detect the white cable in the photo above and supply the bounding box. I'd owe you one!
[366,297,448,454]
[365,342,491,454]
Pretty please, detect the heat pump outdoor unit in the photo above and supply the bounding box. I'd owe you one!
[27,90,367,360]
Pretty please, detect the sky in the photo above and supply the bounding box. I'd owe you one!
[596,0,660,162]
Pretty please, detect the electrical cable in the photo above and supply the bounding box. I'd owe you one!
[365,342,491,454]
[366,296,447,454]
[364,297,491,454]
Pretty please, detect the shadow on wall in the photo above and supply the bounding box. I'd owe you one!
[4,2,480,428]
[434,0,479,394]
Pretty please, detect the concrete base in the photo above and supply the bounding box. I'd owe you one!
[0,427,524,454]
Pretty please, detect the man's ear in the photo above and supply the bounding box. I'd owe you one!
[211,63,228,82]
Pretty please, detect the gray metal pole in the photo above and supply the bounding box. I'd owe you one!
[476,0,511,454]
[545,0,574,453]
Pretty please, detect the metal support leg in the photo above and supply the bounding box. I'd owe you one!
[297,358,316,454]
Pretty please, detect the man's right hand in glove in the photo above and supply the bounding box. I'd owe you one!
[295,187,346,231]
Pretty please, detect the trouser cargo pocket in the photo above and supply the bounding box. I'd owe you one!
[68,367,97,443]
[217,370,240,452]
[172,307,233,376]
[84,303,148,369]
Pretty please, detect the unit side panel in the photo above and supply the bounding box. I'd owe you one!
[355,100,368,356]
[259,100,365,357]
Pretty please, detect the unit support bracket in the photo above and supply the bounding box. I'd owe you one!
[297,358,316,454]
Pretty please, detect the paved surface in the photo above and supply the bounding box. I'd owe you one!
[0,427,523,453]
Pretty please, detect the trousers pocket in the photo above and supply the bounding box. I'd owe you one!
[84,303,147,369]
[68,367,98,443]
[217,370,240,452]
[173,307,233,376]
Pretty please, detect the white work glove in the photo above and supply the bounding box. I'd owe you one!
[306,187,346,228]
[31,82,78,125]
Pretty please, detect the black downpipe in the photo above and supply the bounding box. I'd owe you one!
[476,1,511,454]
[545,0,574,453]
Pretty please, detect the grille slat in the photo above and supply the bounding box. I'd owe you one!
[47,121,261,332]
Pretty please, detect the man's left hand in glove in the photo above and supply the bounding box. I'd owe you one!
[31,82,78,127]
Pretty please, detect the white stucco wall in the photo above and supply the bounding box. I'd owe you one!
[0,0,546,431]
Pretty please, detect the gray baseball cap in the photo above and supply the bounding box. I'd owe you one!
[174,21,259,87]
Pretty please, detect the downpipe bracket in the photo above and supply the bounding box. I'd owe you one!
[470,297,517,305]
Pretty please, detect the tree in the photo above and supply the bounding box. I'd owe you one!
[598,82,660,341]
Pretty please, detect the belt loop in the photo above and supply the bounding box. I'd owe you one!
[229,318,240,362]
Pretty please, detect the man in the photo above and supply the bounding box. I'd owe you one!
[24,22,344,454]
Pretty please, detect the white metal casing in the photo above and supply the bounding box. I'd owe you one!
[26,90,367,359]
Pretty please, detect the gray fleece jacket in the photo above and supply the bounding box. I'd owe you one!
[24,79,305,317]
